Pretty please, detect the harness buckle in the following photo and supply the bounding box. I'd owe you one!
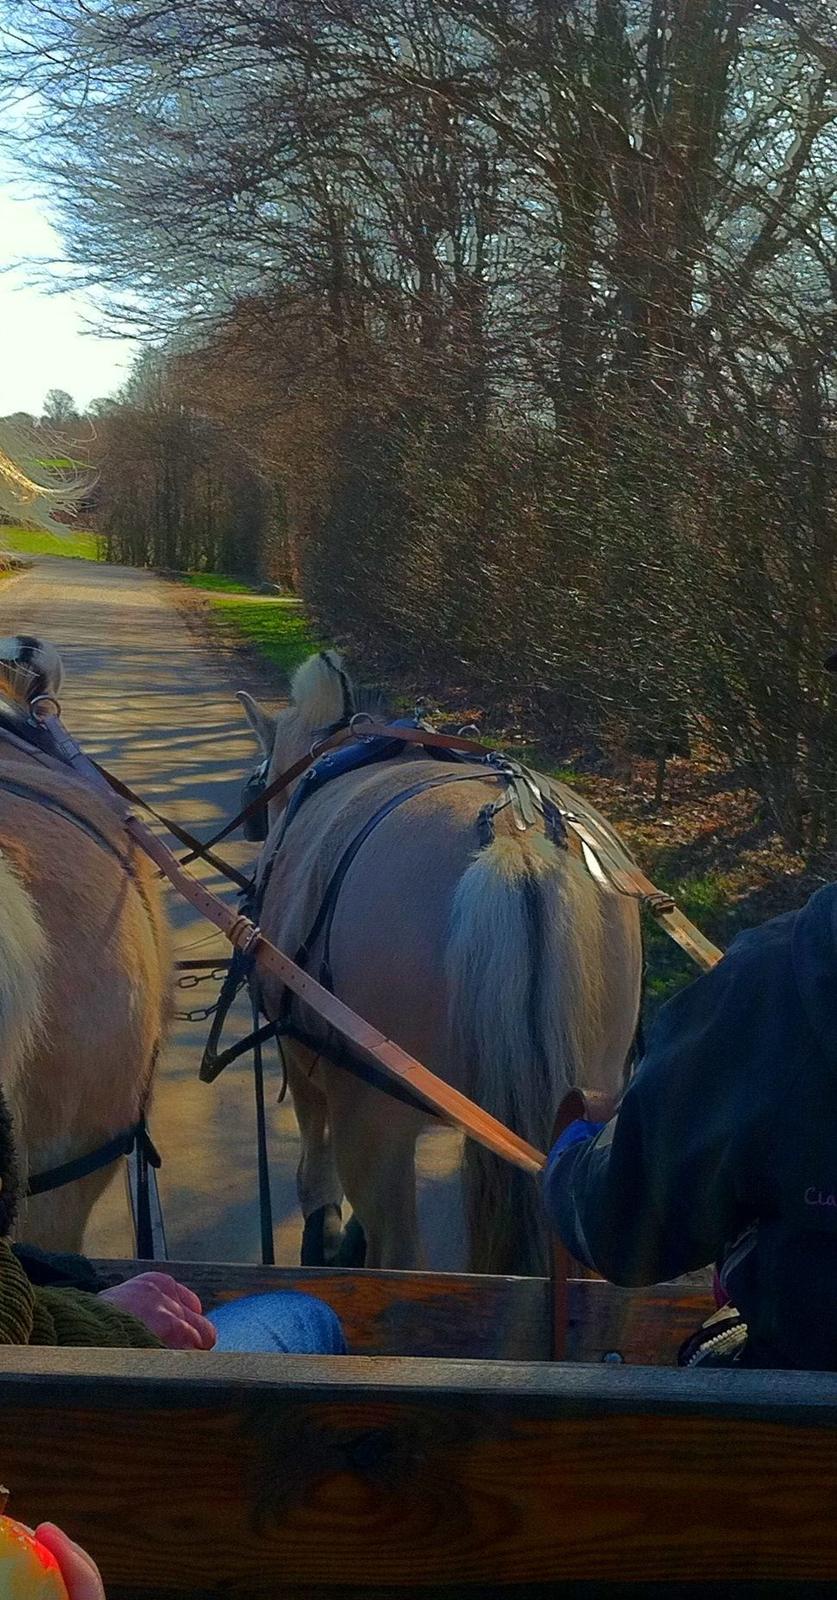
[643,890,676,917]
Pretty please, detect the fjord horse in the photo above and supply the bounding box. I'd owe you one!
[239,652,642,1274]
[0,637,170,1251]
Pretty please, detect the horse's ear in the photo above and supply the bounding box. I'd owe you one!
[236,691,276,757]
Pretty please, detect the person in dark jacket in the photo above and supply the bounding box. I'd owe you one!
[543,876,837,1370]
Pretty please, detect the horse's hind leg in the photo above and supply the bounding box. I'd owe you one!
[287,1047,344,1265]
[326,1070,423,1270]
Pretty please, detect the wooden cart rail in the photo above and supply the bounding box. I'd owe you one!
[93,1258,713,1366]
[3,1343,837,1599]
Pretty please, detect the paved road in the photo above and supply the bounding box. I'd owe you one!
[0,557,463,1267]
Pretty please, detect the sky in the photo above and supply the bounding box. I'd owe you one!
[0,181,139,417]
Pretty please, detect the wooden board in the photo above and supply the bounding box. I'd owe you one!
[3,1349,837,1597]
[93,1260,712,1364]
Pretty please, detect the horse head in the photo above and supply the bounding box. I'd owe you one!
[235,651,388,836]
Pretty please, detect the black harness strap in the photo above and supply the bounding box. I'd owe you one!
[199,948,250,1079]
[29,1121,162,1260]
[0,770,161,935]
[302,770,502,991]
[200,1012,279,1083]
[0,708,56,758]
[96,761,253,893]
[202,1009,445,1122]
[319,650,356,729]
[280,1019,444,1120]
[27,1119,161,1198]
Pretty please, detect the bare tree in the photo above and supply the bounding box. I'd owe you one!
[3,0,835,843]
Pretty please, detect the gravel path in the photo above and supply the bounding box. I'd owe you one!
[0,557,462,1267]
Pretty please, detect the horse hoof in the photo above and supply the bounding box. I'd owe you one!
[335,1214,367,1268]
[301,1203,342,1266]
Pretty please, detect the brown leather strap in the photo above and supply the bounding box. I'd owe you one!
[105,716,723,971]
[348,722,497,757]
[562,815,723,971]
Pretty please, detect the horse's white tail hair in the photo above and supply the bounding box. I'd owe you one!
[446,833,604,1276]
[0,852,46,1102]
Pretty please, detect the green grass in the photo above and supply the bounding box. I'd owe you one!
[0,525,100,561]
[208,595,323,678]
[183,572,258,594]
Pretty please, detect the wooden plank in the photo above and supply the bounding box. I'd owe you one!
[93,1260,553,1361]
[567,1279,713,1365]
[109,1586,837,1600]
[92,1261,712,1364]
[3,1350,837,1596]
[110,1588,837,1600]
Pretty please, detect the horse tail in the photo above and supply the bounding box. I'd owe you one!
[446,833,603,1276]
[0,852,46,1144]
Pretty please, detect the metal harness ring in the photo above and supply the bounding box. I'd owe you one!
[29,692,62,721]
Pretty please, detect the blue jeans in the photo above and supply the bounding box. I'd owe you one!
[208,1290,347,1354]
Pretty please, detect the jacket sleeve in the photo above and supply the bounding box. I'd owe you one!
[543,928,786,1285]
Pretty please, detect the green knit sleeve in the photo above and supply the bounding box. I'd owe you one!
[30,1286,164,1348]
[0,1239,35,1344]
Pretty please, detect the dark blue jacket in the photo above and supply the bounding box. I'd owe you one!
[543,885,837,1368]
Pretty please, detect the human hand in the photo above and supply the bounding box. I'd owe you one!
[34,1524,105,1600]
[98,1272,217,1350]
